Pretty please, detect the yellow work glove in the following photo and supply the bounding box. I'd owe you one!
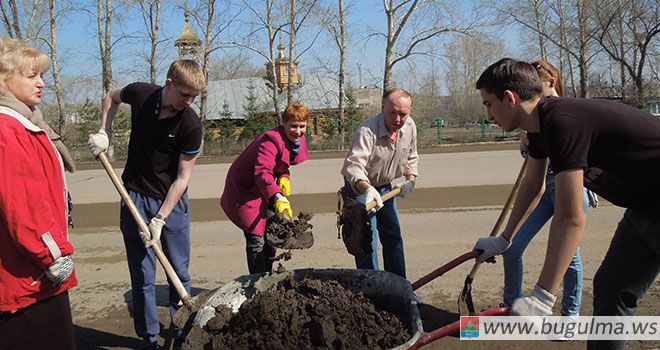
[273,193,293,220]
[277,177,291,197]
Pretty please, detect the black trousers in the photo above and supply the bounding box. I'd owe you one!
[587,209,660,350]
[0,291,75,350]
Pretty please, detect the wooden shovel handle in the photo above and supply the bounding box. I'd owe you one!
[97,152,193,309]
[365,186,402,211]
[469,157,529,278]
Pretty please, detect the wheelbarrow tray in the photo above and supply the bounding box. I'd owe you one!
[193,268,424,349]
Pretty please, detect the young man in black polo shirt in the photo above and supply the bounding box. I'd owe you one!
[472,58,660,350]
[87,59,205,349]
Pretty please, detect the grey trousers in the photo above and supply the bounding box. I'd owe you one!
[587,209,660,350]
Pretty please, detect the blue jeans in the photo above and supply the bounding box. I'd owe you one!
[502,182,588,316]
[120,191,191,344]
[588,209,660,350]
[346,183,406,278]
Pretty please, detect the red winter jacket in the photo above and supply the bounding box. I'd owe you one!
[0,107,77,313]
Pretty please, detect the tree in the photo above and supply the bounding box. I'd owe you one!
[0,0,48,40]
[443,33,505,121]
[48,0,67,135]
[188,0,240,121]
[96,0,113,97]
[240,81,273,140]
[594,0,660,107]
[380,0,473,90]
[285,0,319,104]
[318,0,347,149]
[238,0,288,124]
[207,52,263,80]
[498,0,600,97]
[137,0,162,84]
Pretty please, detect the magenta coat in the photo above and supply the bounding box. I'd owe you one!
[220,125,308,236]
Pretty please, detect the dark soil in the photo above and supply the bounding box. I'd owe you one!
[185,275,411,349]
[266,211,314,250]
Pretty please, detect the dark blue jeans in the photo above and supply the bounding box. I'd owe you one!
[120,191,191,344]
[587,209,659,350]
[344,182,406,278]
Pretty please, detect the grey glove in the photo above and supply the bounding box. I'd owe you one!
[45,255,74,286]
[510,284,557,316]
[364,186,384,213]
[473,235,510,263]
[395,180,415,198]
[140,217,165,248]
[87,128,110,156]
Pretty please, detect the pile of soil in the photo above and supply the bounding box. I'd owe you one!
[185,275,411,349]
[266,211,314,250]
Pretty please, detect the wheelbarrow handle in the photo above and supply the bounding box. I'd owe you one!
[411,250,480,291]
[97,152,194,310]
[409,307,510,349]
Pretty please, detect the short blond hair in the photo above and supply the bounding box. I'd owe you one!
[282,102,310,123]
[167,59,206,92]
[0,37,50,91]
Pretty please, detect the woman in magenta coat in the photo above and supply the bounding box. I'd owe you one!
[221,102,310,274]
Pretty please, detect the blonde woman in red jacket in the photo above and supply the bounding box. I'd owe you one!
[0,37,76,349]
[221,102,309,274]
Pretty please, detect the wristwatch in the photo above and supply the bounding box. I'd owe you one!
[155,213,167,222]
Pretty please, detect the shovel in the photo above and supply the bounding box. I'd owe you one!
[337,187,401,256]
[96,152,199,322]
[457,157,528,315]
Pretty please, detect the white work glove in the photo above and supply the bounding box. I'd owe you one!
[364,186,384,213]
[473,235,511,263]
[87,128,110,156]
[395,180,415,198]
[510,284,557,316]
[140,217,165,248]
[45,255,74,286]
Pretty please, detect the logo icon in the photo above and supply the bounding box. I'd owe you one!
[460,316,480,339]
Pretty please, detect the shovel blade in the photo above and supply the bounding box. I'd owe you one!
[172,290,211,330]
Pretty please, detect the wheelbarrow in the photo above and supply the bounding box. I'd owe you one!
[184,252,508,349]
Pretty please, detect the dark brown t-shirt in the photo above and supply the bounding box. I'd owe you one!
[527,97,660,214]
[120,82,202,199]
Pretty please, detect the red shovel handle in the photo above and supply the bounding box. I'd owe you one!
[412,250,480,291]
[409,307,510,349]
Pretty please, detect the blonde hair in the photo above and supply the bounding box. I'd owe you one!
[167,59,206,92]
[0,37,50,91]
[282,102,310,123]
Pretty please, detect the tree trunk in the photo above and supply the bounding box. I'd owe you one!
[49,0,66,135]
[97,0,113,98]
[287,0,296,105]
[337,0,346,150]
[533,0,546,59]
[266,0,281,124]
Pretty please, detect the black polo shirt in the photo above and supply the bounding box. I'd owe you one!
[527,97,660,215]
[120,82,202,199]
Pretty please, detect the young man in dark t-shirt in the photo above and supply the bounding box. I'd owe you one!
[472,58,659,350]
[87,60,205,349]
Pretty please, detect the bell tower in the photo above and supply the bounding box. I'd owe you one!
[174,10,201,60]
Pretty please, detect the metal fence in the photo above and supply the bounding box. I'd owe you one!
[68,123,518,162]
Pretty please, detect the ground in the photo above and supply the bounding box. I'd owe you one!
[67,144,659,350]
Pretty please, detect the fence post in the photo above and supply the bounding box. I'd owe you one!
[220,129,226,155]
[480,115,486,137]
[306,127,311,148]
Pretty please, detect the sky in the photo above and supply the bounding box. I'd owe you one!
[26,0,522,103]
